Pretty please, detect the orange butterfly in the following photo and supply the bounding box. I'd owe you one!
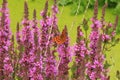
[52,27,67,45]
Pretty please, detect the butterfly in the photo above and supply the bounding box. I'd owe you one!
[52,27,67,45]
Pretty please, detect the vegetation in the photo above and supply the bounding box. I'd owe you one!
[0,0,119,80]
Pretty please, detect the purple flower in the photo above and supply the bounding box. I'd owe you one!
[108,23,113,27]
[40,17,53,27]
[102,34,111,41]
[46,17,53,26]
[52,5,59,14]
[3,57,13,75]
[57,26,71,80]
[111,31,116,37]
[91,19,102,28]
[0,0,13,79]
[72,26,88,79]
[45,56,57,77]
[40,20,46,27]
[86,3,108,79]
[18,2,43,80]
[40,10,44,16]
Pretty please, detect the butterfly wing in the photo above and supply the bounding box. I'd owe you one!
[60,28,67,41]
[52,36,63,44]
[52,27,67,45]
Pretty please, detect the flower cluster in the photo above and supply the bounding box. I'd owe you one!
[0,0,13,79]
[72,26,88,80]
[86,0,114,80]
[57,26,71,80]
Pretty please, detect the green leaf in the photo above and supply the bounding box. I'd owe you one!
[58,0,72,6]
[110,0,120,3]
[116,17,120,35]
[116,70,120,80]
[83,19,89,31]
[71,63,77,78]
[114,3,120,15]
[104,61,111,69]
[71,64,77,73]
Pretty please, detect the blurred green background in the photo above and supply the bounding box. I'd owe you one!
[0,0,119,80]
